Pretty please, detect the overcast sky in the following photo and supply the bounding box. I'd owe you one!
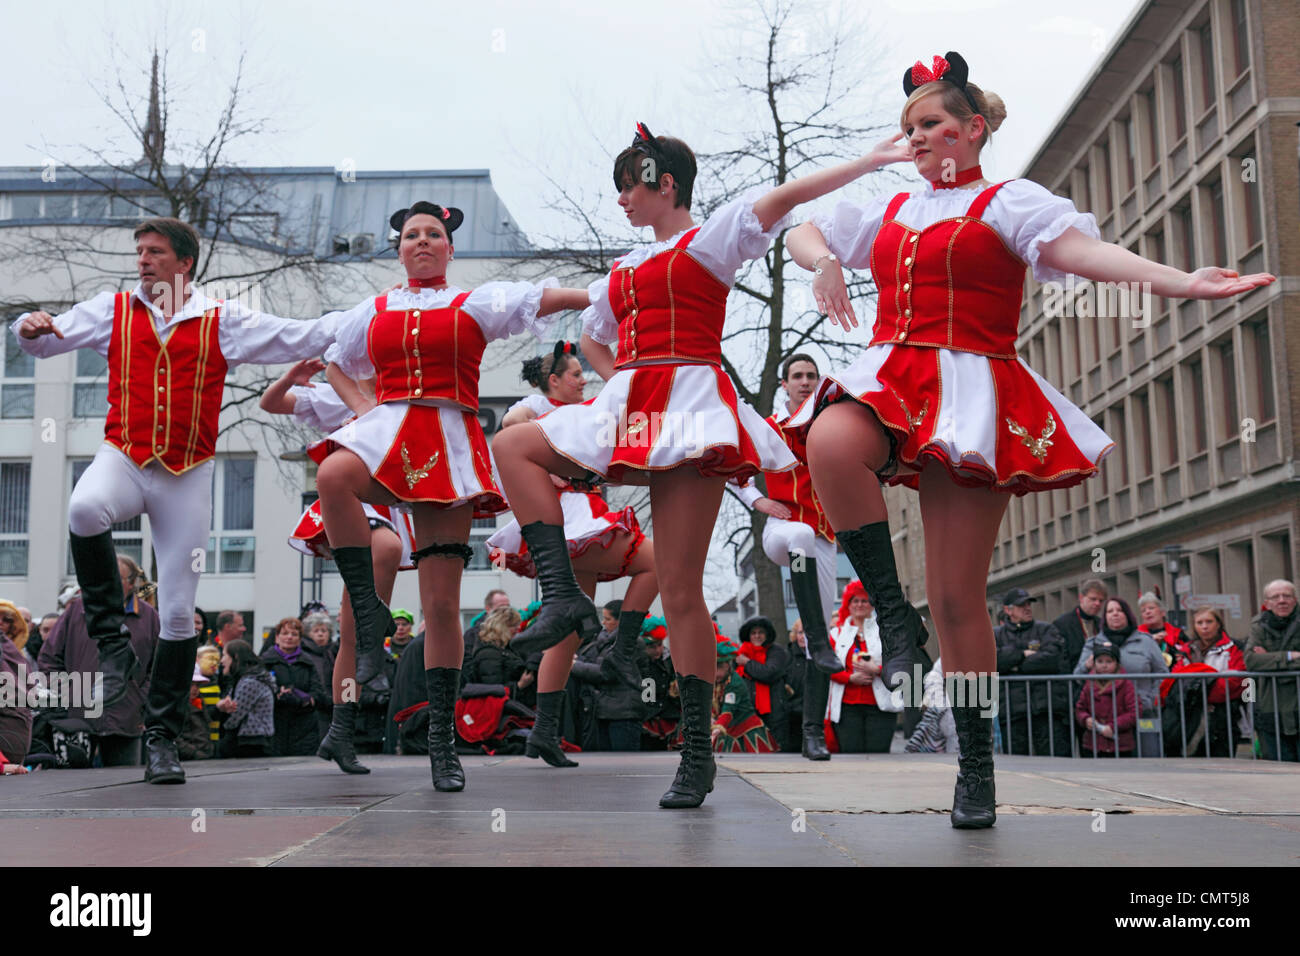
[3,0,1144,239]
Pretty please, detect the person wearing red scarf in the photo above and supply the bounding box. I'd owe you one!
[826,582,901,753]
[735,617,791,747]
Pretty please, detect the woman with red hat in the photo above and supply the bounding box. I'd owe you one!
[826,582,904,753]
[493,123,918,808]
[315,201,589,792]
[487,341,659,768]
[786,51,1275,826]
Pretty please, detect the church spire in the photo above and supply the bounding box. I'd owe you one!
[141,51,163,168]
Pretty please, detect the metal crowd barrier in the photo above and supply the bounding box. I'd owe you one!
[995,671,1299,760]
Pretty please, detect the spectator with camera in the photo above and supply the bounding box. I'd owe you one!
[259,618,329,755]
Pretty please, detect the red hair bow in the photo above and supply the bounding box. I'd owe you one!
[910,55,951,88]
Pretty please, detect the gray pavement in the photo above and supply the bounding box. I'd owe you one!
[1,752,1296,866]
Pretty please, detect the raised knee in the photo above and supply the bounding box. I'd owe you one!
[67,496,110,537]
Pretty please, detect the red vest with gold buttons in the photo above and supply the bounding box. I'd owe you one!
[368,291,484,410]
[104,291,228,475]
[869,183,1025,357]
[612,228,730,368]
[761,414,833,542]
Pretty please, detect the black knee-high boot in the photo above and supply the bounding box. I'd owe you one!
[332,546,395,685]
[143,637,198,784]
[425,667,465,791]
[317,702,369,774]
[835,522,929,693]
[951,704,996,828]
[526,690,579,767]
[659,675,716,809]
[510,522,600,657]
[69,530,141,708]
[609,609,648,671]
[788,554,841,674]
[801,664,832,761]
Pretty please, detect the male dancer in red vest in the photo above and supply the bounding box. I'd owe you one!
[13,218,339,784]
[734,354,928,759]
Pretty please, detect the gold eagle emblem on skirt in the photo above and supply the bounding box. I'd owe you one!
[1006,412,1056,463]
[401,443,440,489]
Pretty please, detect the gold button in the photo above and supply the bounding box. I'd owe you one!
[904,256,913,266]
[413,310,421,318]
[905,308,911,316]
[903,283,911,292]
[157,404,164,410]
[156,445,164,452]
[158,386,165,392]
[415,368,422,377]
[909,234,918,243]
[413,388,422,398]
[157,425,163,432]
[896,333,904,341]
[413,347,420,357]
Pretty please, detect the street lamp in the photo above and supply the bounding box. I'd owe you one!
[1155,543,1190,627]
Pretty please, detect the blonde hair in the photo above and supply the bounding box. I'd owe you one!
[900,81,1007,149]
[478,607,522,649]
[1190,605,1226,636]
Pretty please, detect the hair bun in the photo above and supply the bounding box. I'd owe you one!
[520,356,545,388]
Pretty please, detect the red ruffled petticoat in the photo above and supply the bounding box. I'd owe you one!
[486,490,644,582]
[288,499,417,570]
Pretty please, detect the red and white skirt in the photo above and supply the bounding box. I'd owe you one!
[309,400,507,517]
[486,490,644,582]
[289,500,418,570]
[786,344,1114,495]
[533,363,796,483]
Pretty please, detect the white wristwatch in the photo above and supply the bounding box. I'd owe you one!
[813,253,838,276]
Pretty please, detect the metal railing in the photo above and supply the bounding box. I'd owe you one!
[996,671,1299,760]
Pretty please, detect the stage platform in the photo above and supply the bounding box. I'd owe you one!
[2,752,1297,866]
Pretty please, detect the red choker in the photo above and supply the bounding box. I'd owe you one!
[407,276,447,289]
[930,165,983,190]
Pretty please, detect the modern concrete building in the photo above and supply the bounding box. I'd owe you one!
[0,163,607,648]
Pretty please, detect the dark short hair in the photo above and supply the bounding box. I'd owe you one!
[483,589,507,609]
[223,639,265,682]
[603,600,623,617]
[216,610,241,632]
[781,353,819,380]
[1080,579,1107,597]
[133,218,200,276]
[613,135,697,210]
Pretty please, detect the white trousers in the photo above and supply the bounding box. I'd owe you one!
[761,517,838,657]
[68,444,214,643]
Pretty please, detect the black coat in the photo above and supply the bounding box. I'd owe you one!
[570,629,644,721]
[995,618,1072,719]
[639,653,679,720]
[259,645,330,756]
[739,641,792,733]
[386,636,427,754]
[1052,607,1101,672]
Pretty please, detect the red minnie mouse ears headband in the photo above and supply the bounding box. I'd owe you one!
[389,201,465,238]
[549,340,577,377]
[902,51,980,115]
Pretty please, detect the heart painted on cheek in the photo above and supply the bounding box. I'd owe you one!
[942,128,959,146]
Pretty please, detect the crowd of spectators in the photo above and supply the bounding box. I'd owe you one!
[1,574,1297,769]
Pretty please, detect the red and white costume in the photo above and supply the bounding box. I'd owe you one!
[734,411,838,621]
[314,280,558,514]
[285,384,417,568]
[787,179,1114,494]
[487,394,644,581]
[534,188,797,482]
[11,287,338,642]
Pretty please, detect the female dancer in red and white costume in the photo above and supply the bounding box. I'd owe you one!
[261,358,417,774]
[486,342,659,767]
[314,201,589,791]
[494,124,926,808]
[787,52,1275,827]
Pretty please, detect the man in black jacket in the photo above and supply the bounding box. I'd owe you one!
[995,588,1072,757]
[736,616,792,750]
[1052,579,1107,670]
[570,601,644,750]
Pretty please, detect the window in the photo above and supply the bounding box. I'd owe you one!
[469,516,498,571]
[74,350,110,418]
[1158,377,1179,465]
[1077,165,1091,213]
[1206,178,1228,264]
[1133,389,1153,478]
[1172,203,1195,270]
[1230,0,1250,76]
[1198,22,1216,109]
[0,462,31,575]
[1237,149,1262,249]
[1099,141,1114,211]
[2,333,34,420]
[1143,89,1160,167]
[209,457,256,573]
[1092,416,1109,496]
[67,459,144,574]
[1247,319,1276,422]
[1186,358,1208,453]
[1216,338,1239,441]
[1169,56,1187,140]
[1123,116,1137,191]
[1109,405,1129,488]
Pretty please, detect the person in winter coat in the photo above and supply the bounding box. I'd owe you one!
[712,636,777,753]
[217,639,275,757]
[36,556,160,766]
[827,581,903,753]
[995,588,1071,756]
[1162,605,1248,757]
[462,608,534,700]
[638,616,679,749]
[735,616,792,749]
[1076,598,1169,716]
[0,629,33,765]
[1075,640,1137,756]
[783,620,810,753]
[570,600,644,750]
[259,618,330,756]
[1245,579,1300,761]
[1136,592,1183,667]
[1052,579,1107,671]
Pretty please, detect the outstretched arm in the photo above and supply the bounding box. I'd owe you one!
[260,358,326,415]
[750,134,910,232]
[539,288,590,316]
[1036,228,1275,299]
